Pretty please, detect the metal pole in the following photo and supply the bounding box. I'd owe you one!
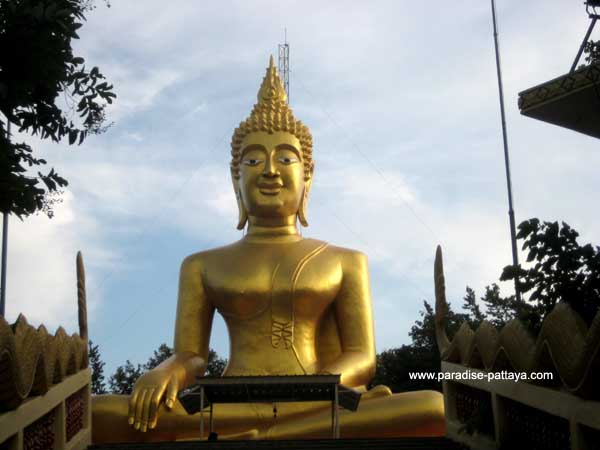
[200,387,204,440]
[570,17,597,73]
[491,0,522,303]
[0,120,10,317]
[334,383,340,439]
[331,397,334,438]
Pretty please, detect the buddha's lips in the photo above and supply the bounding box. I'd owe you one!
[258,182,283,194]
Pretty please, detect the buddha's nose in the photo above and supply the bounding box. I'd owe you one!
[263,154,280,177]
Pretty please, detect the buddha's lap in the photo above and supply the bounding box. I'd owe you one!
[92,387,444,430]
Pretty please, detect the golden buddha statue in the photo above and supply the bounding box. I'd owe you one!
[92,56,445,443]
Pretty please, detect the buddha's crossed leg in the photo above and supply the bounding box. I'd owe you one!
[92,387,444,443]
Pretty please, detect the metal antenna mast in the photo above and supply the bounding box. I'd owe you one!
[1,119,9,317]
[490,0,521,303]
[278,28,290,103]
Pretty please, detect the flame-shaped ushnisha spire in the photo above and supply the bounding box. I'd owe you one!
[230,56,313,182]
[257,55,288,105]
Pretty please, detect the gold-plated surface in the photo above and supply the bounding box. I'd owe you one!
[92,57,445,442]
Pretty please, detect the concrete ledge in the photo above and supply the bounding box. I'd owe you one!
[441,361,600,450]
[0,368,91,450]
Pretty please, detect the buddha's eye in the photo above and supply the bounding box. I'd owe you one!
[278,156,298,165]
[243,158,262,166]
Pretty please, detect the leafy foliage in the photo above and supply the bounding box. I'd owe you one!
[461,287,486,328]
[584,40,600,65]
[501,219,600,327]
[108,360,143,395]
[372,299,470,392]
[206,348,228,377]
[89,340,106,394]
[0,0,115,218]
[143,343,173,371]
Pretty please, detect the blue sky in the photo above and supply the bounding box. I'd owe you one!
[5,0,600,378]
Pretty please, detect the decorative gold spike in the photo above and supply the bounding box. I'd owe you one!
[257,54,288,104]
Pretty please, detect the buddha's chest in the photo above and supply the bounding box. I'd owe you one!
[203,242,342,322]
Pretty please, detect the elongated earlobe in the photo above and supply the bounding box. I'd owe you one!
[298,186,309,227]
[236,189,248,230]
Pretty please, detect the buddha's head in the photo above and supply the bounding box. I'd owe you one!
[230,56,314,230]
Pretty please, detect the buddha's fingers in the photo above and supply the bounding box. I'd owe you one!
[140,387,156,432]
[165,375,178,409]
[128,387,140,425]
[134,389,148,430]
[148,388,164,429]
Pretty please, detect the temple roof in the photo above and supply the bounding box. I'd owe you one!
[518,62,600,139]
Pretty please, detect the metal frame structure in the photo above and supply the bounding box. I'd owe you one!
[278,31,290,103]
[1,119,9,317]
[178,375,362,440]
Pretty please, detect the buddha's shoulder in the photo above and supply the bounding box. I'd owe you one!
[321,241,368,266]
[179,242,243,268]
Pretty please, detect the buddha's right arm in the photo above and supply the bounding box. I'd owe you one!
[129,254,215,432]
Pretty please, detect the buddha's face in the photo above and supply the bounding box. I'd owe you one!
[237,131,308,219]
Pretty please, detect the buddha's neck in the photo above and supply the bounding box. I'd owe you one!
[244,215,301,243]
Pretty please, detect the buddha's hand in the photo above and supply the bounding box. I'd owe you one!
[128,367,180,432]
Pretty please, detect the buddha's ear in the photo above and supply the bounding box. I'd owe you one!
[298,176,312,227]
[231,172,248,230]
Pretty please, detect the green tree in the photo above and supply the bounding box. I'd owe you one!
[206,348,228,377]
[409,300,469,352]
[501,219,600,327]
[0,0,115,218]
[584,40,600,65]
[108,360,142,395]
[371,345,438,392]
[89,339,106,394]
[477,284,516,329]
[372,299,469,392]
[143,343,173,371]
[461,286,486,328]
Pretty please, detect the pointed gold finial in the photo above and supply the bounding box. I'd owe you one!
[257,54,287,104]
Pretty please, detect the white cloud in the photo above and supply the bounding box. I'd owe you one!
[5,191,113,333]
[101,65,181,121]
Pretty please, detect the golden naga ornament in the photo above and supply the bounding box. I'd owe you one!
[91,56,445,443]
